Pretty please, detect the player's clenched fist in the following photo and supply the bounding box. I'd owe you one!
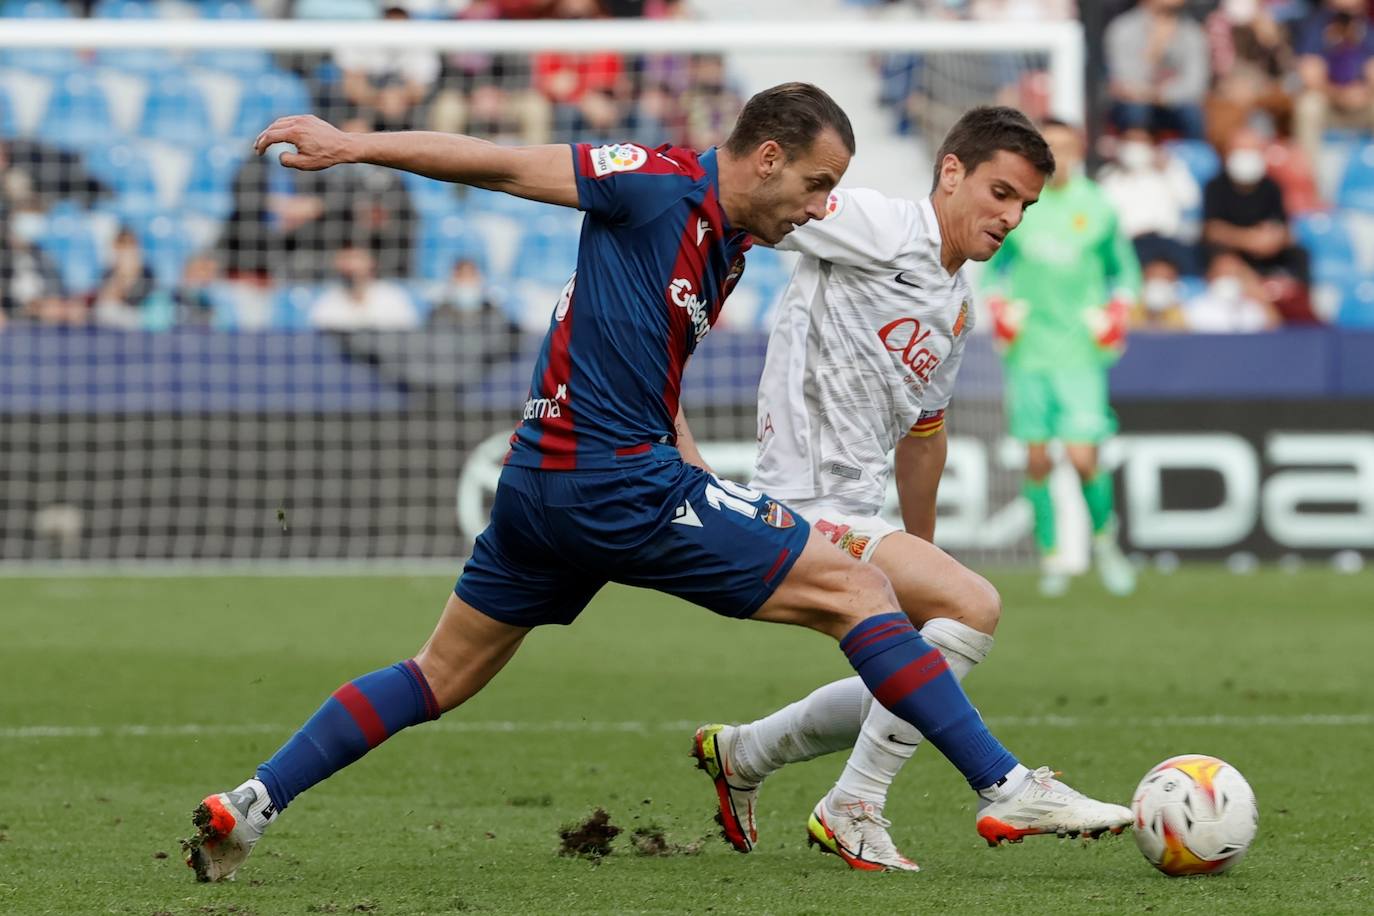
[987,295,1027,347]
[254,115,352,172]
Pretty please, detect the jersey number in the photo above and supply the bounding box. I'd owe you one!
[704,476,762,520]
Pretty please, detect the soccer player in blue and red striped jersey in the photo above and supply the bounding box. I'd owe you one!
[185,84,1068,883]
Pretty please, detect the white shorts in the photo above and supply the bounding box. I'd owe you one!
[787,498,901,564]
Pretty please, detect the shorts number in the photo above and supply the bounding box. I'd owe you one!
[704,476,762,519]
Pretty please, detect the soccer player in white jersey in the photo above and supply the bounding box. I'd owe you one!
[684,107,1132,871]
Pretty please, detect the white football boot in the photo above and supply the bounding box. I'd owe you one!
[690,724,760,853]
[1092,521,1138,597]
[976,766,1132,846]
[182,777,277,882]
[806,793,920,872]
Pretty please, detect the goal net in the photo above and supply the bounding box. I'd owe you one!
[0,12,1084,567]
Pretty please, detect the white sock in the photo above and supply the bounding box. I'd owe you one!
[832,618,994,810]
[732,676,867,783]
[977,763,1031,805]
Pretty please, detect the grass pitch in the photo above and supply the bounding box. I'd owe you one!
[0,568,1370,915]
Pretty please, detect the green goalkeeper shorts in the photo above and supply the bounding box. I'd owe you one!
[1005,365,1117,444]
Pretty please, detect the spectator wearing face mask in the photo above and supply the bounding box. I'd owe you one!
[1184,251,1280,331]
[1293,0,1374,166]
[1106,0,1211,139]
[1202,127,1318,324]
[1099,127,1202,279]
[426,259,522,363]
[311,245,419,331]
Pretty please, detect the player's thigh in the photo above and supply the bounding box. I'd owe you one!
[803,503,999,634]
[1005,366,1054,442]
[752,527,898,640]
[1048,369,1116,443]
[455,467,606,629]
[869,532,1001,635]
[613,465,818,623]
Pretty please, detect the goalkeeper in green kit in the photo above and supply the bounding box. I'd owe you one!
[982,119,1139,598]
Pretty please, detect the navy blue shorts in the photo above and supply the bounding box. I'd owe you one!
[455,452,810,628]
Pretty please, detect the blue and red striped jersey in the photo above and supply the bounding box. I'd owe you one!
[506,142,752,470]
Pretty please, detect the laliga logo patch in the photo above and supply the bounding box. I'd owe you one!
[953,300,969,336]
[762,501,796,529]
[591,143,648,177]
[824,191,843,219]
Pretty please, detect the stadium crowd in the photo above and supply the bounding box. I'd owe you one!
[2,0,1374,331]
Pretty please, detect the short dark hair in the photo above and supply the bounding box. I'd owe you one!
[724,82,855,160]
[930,106,1055,191]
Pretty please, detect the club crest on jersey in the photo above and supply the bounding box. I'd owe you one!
[762,501,796,529]
[591,143,647,177]
[953,300,969,336]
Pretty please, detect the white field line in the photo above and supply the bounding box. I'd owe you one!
[1,713,1370,740]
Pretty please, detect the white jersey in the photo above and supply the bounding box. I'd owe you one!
[750,189,975,516]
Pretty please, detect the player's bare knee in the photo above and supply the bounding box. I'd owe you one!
[1025,451,1053,481]
[964,574,1002,635]
[850,561,898,616]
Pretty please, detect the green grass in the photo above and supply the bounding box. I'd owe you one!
[0,569,1370,915]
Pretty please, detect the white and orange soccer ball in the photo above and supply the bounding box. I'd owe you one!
[1131,755,1258,877]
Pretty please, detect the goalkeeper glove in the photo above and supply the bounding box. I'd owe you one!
[1083,296,1131,355]
[988,295,1027,347]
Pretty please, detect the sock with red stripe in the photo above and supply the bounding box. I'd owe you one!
[840,613,1016,790]
[255,659,439,811]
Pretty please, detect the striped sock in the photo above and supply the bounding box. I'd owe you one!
[839,613,1017,790]
[256,659,439,811]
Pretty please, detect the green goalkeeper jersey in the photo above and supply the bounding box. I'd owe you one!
[982,174,1141,372]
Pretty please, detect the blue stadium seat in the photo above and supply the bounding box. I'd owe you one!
[1337,278,1374,328]
[0,48,84,75]
[230,71,311,140]
[401,171,460,219]
[200,0,261,18]
[271,284,320,330]
[91,0,154,17]
[1336,142,1374,213]
[417,213,490,281]
[1,0,72,17]
[197,49,273,76]
[1164,139,1221,188]
[34,212,105,295]
[0,3,81,74]
[128,212,196,289]
[1295,213,1358,285]
[195,1,271,75]
[0,85,15,138]
[511,216,580,287]
[36,72,115,150]
[85,143,159,218]
[139,81,212,144]
[183,143,244,219]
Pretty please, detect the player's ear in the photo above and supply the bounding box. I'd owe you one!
[757,140,783,178]
[939,153,965,194]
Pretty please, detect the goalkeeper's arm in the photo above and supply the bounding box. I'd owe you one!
[254,115,579,209]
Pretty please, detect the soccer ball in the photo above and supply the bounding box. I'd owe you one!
[1131,755,1257,876]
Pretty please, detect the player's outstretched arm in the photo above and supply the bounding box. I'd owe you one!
[894,425,947,542]
[253,115,579,208]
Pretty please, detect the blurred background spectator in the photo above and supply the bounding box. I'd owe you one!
[1204,125,1318,323]
[1099,127,1203,279]
[1294,0,1374,166]
[333,4,441,131]
[1107,0,1211,139]
[310,244,419,330]
[91,227,156,328]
